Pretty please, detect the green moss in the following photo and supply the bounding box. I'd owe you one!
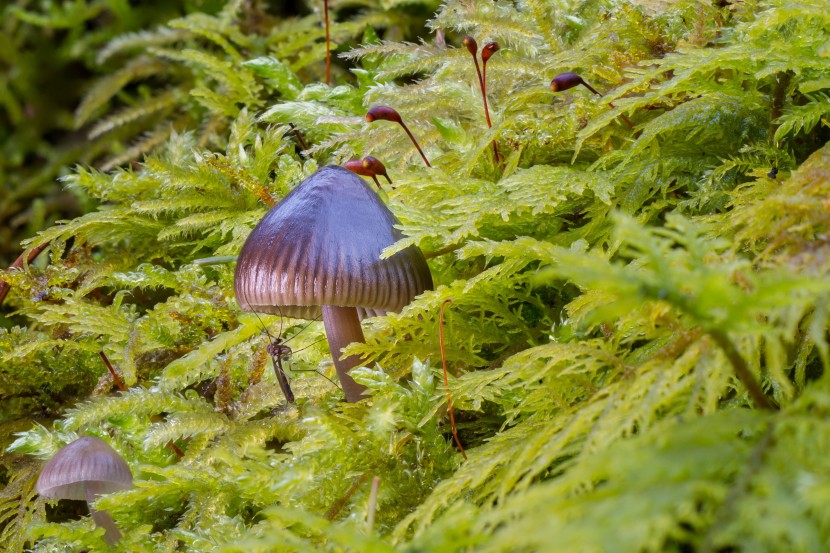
[2,0,830,551]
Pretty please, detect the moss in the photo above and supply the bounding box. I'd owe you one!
[2,0,830,551]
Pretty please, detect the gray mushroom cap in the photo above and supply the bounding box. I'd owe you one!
[234,165,432,319]
[36,436,133,500]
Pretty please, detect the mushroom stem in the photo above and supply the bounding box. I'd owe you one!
[85,482,122,546]
[322,305,368,402]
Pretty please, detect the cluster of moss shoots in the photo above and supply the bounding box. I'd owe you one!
[1,0,830,551]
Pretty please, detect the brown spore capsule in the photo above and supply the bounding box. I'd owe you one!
[463,36,478,56]
[362,156,392,184]
[365,106,402,124]
[345,159,382,189]
[481,41,500,64]
[550,72,585,92]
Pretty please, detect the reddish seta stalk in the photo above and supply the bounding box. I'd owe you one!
[439,299,467,460]
[98,351,126,392]
[289,123,309,152]
[481,41,502,163]
[365,106,431,167]
[480,41,500,128]
[463,37,483,91]
[99,351,185,458]
[463,37,501,163]
[325,473,369,520]
[324,0,331,85]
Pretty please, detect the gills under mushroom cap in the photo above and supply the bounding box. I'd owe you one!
[234,165,432,319]
[36,436,133,500]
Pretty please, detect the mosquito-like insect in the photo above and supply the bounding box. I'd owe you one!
[264,310,343,402]
[265,328,298,403]
[241,290,336,403]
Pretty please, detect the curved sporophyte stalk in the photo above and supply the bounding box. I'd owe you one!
[365,106,431,167]
[0,240,50,306]
[288,123,309,154]
[481,41,501,162]
[550,72,634,129]
[463,36,483,89]
[481,42,500,128]
[462,37,501,163]
[439,299,467,460]
[324,0,331,85]
[98,351,126,392]
[99,351,185,458]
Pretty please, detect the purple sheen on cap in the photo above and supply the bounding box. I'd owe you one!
[234,165,432,320]
[36,436,133,500]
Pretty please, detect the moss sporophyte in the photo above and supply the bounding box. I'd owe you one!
[463,36,501,163]
[5,1,829,549]
[365,106,432,167]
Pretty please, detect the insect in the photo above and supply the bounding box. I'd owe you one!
[253,311,337,403]
[240,286,340,403]
[239,288,300,403]
[264,314,340,402]
[265,330,296,403]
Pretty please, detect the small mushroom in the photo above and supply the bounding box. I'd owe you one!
[234,165,433,402]
[36,436,133,546]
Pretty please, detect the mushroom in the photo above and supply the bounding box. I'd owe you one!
[36,436,133,546]
[234,165,433,402]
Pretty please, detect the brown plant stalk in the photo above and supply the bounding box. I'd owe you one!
[439,299,467,459]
